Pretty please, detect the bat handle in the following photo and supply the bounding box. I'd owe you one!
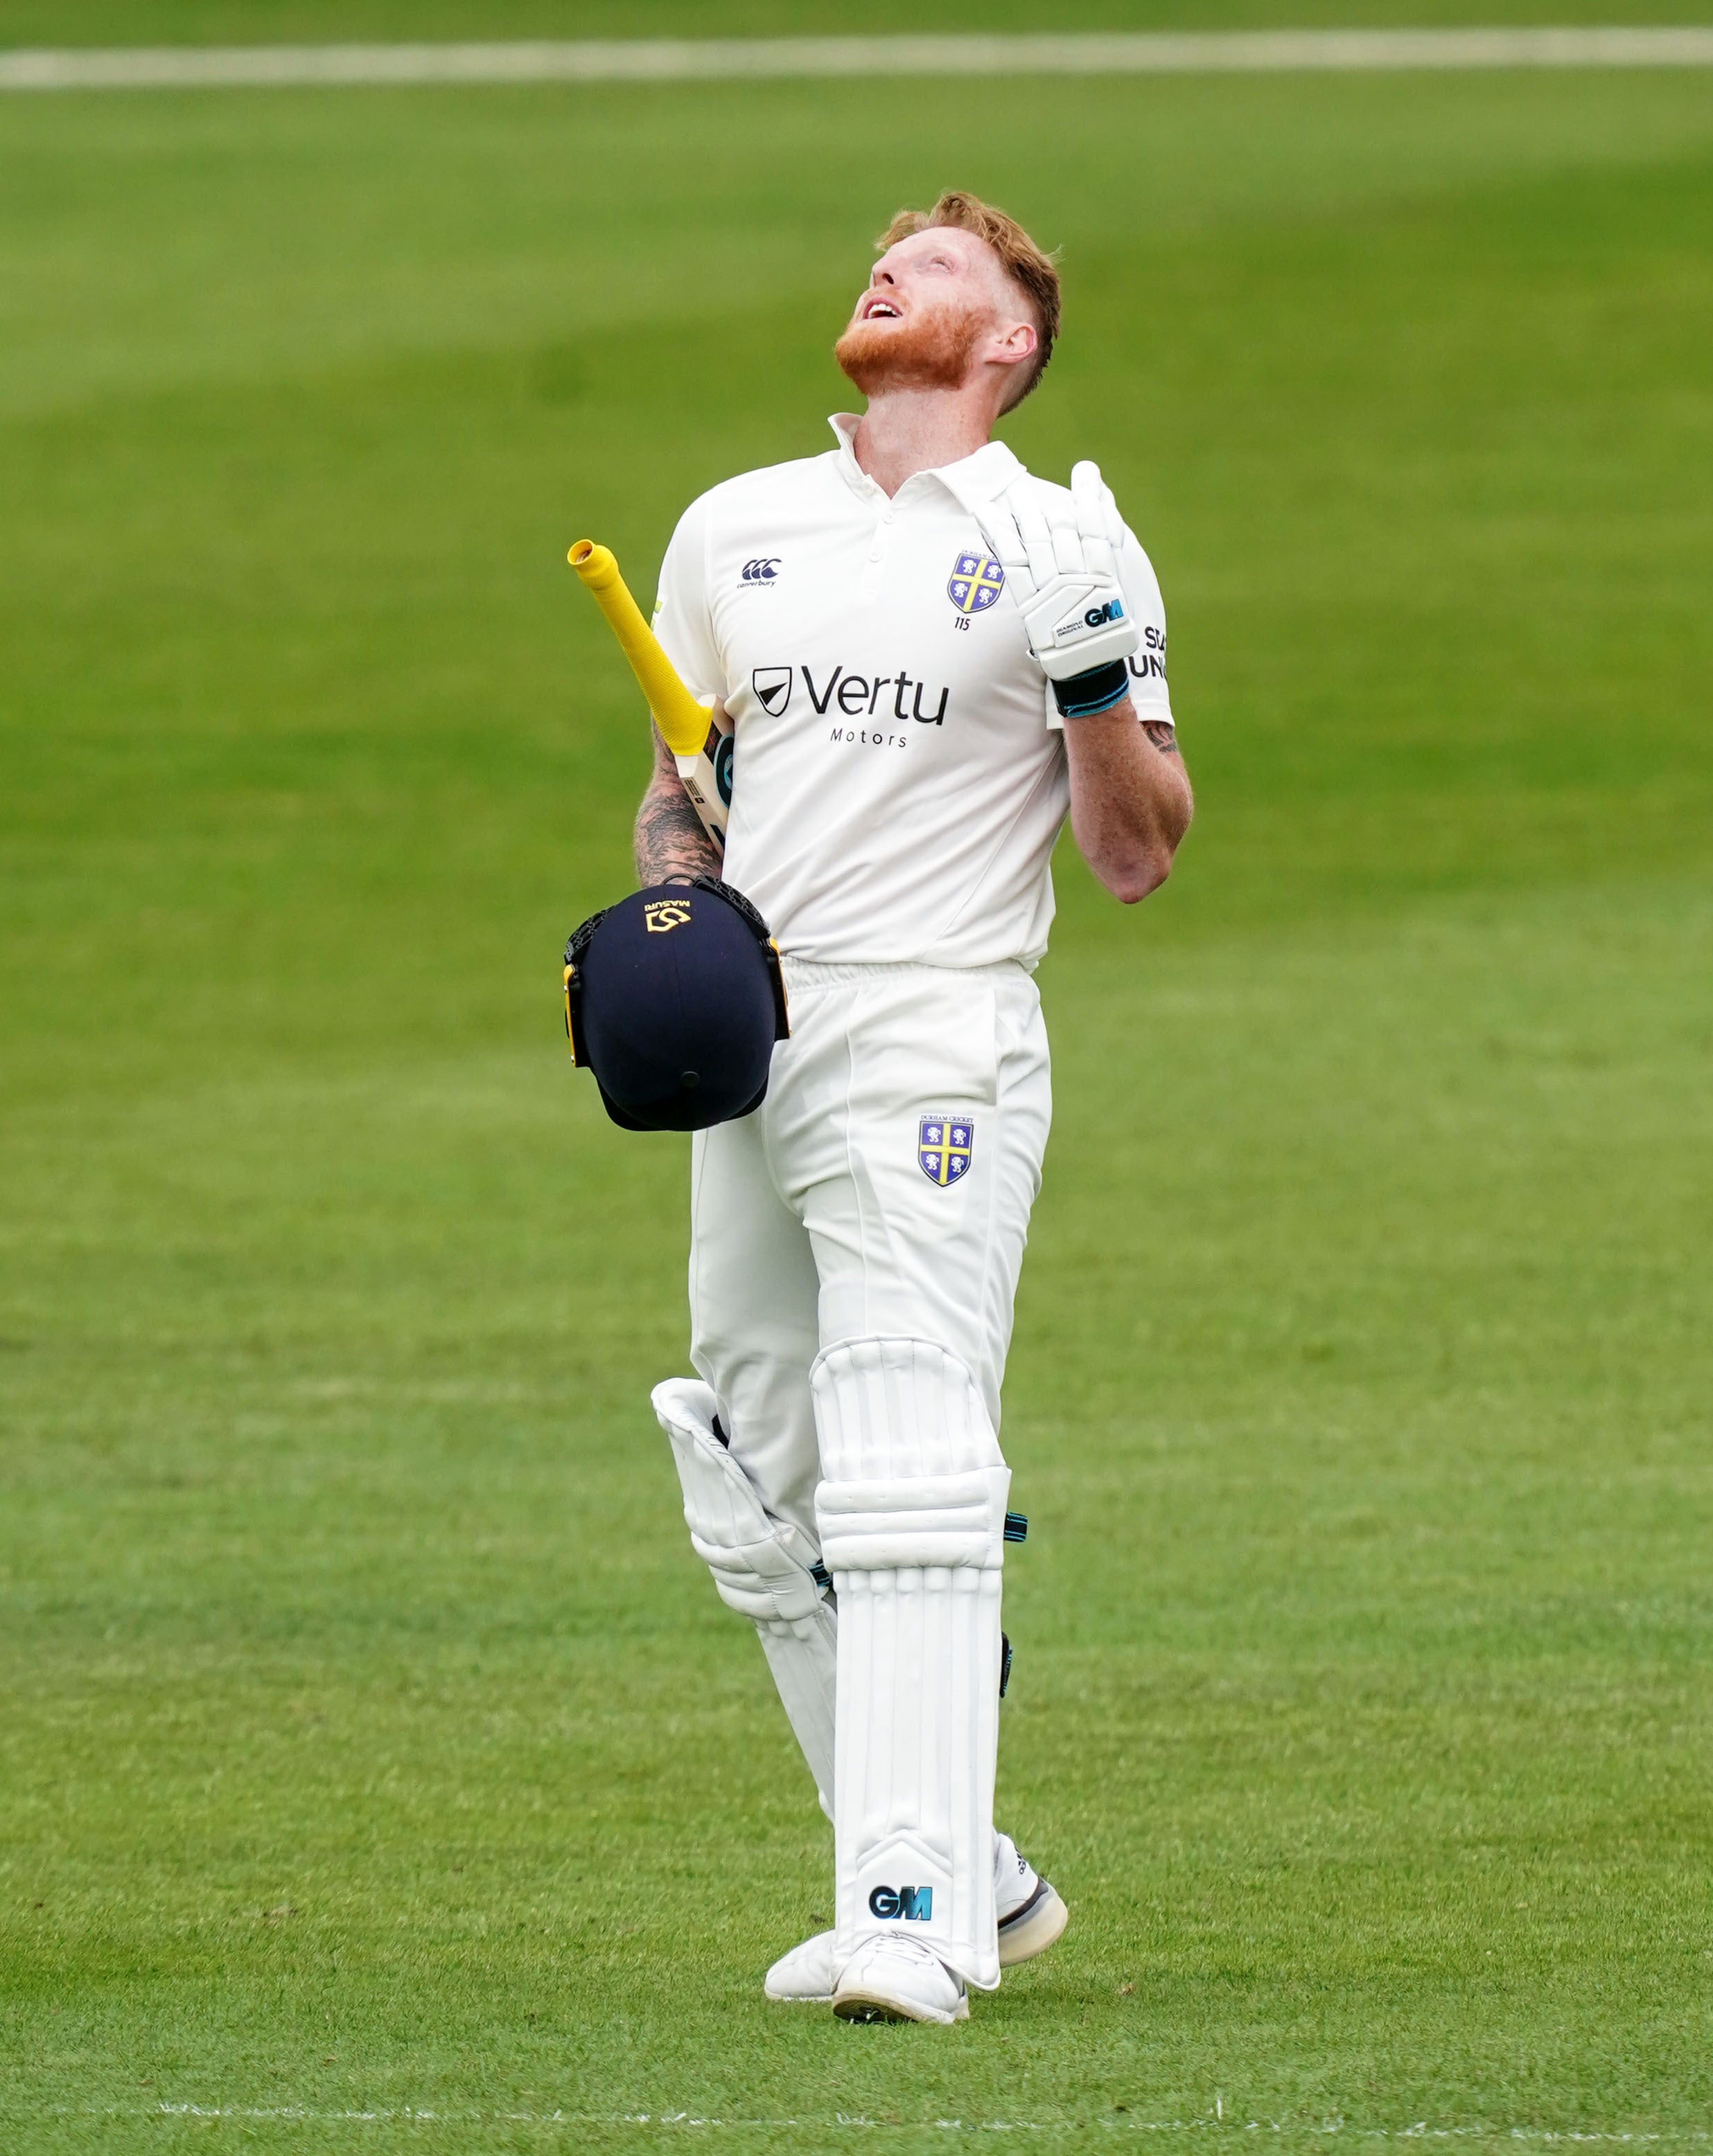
[568,538,618,591]
[568,538,709,759]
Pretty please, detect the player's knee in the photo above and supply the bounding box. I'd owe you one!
[809,1336,1010,1576]
[653,1377,829,1627]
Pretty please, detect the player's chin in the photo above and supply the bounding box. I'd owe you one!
[834,319,904,390]
[834,315,977,397]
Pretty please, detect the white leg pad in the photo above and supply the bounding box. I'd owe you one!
[653,1378,838,1809]
[811,1338,1010,1993]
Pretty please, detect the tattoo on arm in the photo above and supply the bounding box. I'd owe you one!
[1141,719,1179,755]
[634,775,719,886]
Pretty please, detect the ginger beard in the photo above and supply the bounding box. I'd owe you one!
[834,294,987,397]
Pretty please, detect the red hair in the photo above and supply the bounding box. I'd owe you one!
[877,191,1061,409]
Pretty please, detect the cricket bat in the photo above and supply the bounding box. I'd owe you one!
[568,539,732,854]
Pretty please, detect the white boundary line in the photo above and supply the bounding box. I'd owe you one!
[22,2104,1712,2138]
[3,28,1713,91]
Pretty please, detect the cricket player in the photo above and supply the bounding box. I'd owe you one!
[638,191,1193,2024]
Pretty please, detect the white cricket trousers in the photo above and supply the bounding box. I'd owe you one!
[685,957,1050,1990]
[688,957,1051,1545]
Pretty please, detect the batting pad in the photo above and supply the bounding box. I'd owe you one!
[811,1338,1010,1992]
[653,1378,838,1809]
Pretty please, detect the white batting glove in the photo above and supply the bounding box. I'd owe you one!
[979,461,1139,716]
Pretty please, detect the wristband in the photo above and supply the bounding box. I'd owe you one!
[1053,660,1131,719]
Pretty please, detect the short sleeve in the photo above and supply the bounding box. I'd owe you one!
[651,491,724,702]
[1118,526,1172,727]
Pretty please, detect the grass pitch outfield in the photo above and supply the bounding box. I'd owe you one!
[3,7,1712,2148]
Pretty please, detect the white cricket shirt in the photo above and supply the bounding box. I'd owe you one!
[652,415,1172,969]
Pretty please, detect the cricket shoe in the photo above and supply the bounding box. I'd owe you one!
[994,1831,1070,1967]
[832,1935,969,2025]
[764,1834,1068,2003]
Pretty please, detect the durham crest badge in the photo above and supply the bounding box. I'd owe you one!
[947,551,1004,617]
[918,1113,974,1188]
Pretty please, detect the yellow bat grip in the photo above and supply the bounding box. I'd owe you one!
[568,540,710,758]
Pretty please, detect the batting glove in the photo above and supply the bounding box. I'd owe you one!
[980,461,1139,717]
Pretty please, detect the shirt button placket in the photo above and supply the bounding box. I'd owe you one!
[859,506,896,601]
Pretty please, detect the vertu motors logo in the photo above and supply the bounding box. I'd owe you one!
[751,665,793,716]
[741,557,780,583]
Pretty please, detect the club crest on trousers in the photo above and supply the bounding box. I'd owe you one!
[918,1114,974,1187]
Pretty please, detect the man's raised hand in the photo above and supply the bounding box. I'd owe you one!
[980,461,1140,718]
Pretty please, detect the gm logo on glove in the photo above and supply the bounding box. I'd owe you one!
[869,1884,933,1920]
[1054,595,1125,641]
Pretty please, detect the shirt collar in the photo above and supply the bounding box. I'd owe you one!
[827,413,1026,511]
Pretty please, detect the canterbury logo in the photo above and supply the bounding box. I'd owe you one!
[643,901,691,933]
[868,1885,933,1920]
[741,557,780,583]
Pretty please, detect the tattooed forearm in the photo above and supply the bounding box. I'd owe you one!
[634,775,719,885]
[1141,719,1180,755]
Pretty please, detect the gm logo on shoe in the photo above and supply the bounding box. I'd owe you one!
[868,1885,933,1920]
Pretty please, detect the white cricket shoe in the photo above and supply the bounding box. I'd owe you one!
[993,1832,1070,1968]
[832,1935,969,2025]
[763,1929,840,2004]
[764,1833,1068,2003]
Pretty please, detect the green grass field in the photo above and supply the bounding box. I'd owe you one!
[3,9,1712,2148]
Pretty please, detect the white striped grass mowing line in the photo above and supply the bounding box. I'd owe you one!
[24,2104,1713,2139]
[3,28,1713,93]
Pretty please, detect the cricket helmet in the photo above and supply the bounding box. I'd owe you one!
[562,877,789,1132]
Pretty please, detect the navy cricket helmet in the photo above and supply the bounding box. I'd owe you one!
[561,877,790,1132]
